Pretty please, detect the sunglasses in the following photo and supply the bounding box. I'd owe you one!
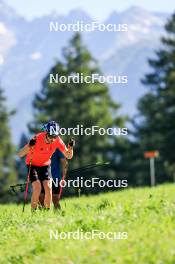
[47,134,58,139]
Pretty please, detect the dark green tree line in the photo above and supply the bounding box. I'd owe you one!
[0,87,17,200]
[132,12,175,183]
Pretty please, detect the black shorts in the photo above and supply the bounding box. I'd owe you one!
[27,165,51,183]
[41,178,61,194]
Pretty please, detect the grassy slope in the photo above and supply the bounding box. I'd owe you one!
[0,184,175,264]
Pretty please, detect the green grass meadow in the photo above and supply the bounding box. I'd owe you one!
[0,184,175,264]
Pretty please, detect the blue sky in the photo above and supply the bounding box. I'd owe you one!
[6,0,175,20]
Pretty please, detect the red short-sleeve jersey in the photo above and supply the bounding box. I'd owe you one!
[25,132,66,166]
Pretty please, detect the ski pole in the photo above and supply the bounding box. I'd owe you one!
[22,146,34,212]
[69,162,110,174]
[57,172,66,202]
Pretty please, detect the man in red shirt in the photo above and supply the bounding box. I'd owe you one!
[18,121,74,211]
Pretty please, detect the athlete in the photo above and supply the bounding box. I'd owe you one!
[17,121,74,211]
[39,149,68,210]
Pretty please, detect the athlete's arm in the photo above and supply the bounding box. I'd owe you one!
[17,144,30,158]
[63,138,75,159]
[58,137,75,160]
[63,146,73,160]
[60,158,68,178]
[17,137,36,158]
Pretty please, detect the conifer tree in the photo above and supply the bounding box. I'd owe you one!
[0,87,17,198]
[133,13,175,182]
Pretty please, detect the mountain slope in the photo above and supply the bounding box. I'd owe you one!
[0,2,169,142]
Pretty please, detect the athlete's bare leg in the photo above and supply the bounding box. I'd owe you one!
[52,194,61,210]
[43,179,52,209]
[39,193,45,208]
[31,180,42,210]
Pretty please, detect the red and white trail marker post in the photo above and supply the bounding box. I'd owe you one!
[144,151,159,187]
